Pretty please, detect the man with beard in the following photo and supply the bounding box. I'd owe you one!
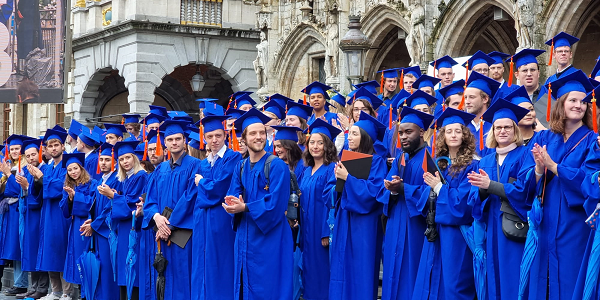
[145,129,165,168]
[376,69,400,125]
[224,108,292,299]
[488,51,518,100]
[143,120,201,299]
[463,72,500,157]
[29,128,73,299]
[377,107,434,300]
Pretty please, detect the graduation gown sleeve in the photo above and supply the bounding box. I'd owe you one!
[335,155,386,215]
[196,151,242,208]
[111,172,146,221]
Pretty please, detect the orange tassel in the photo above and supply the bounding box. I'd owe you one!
[18,154,21,170]
[433,61,437,78]
[442,104,446,112]
[508,56,514,87]
[422,149,427,172]
[38,141,43,164]
[380,73,384,94]
[272,132,276,155]
[457,85,466,111]
[110,148,115,173]
[167,150,171,161]
[593,90,597,133]
[432,121,437,157]
[400,152,405,166]
[389,106,393,130]
[303,94,307,106]
[465,61,469,83]
[399,69,404,90]
[198,123,205,149]
[396,132,402,149]
[142,141,148,161]
[546,83,552,122]
[156,129,163,157]
[121,117,124,125]
[548,39,554,66]
[479,117,484,151]
[231,128,240,152]
[96,147,101,174]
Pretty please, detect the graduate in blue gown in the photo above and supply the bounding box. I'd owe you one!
[325,111,386,300]
[347,88,387,157]
[412,108,478,300]
[143,120,201,300]
[228,91,257,112]
[263,101,285,157]
[382,90,411,159]
[223,108,293,299]
[488,51,518,102]
[285,100,314,151]
[78,130,102,180]
[303,82,339,125]
[375,69,400,125]
[87,143,120,300]
[300,119,341,300]
[463,71,501,158]
[431,55,460,118]
[505,85,542,147]
[271,126,305,180]
[59,153,96,285]
[176,114,242,300]
[520,71,597,300]
[537,32,581,102]
[122,114,142,142]
[377,107,433,300]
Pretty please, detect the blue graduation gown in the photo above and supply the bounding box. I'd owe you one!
[537,66,580,102]
[60,180,96,284]
[84,151,101,181]
[125,135,141,142]
[90,172,120,300]
[137,171,157,300]
[326,154,385,300]
[377,148,427,300]
[307,112,339,125]
[107,171,147,286]
[413,160,478,300]
[467,120,495,158]
[493,81,519,103]
[36,162,69,272]
[172,148,241,300]
[0,170,23,261]
[382,125,401,159]
[226,153,293,300]
[521,126,596,300]
[20,167,43,271]
[142,153,201,300]
[299,163,335,300]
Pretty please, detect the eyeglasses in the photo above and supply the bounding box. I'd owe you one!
[555,50,571,54]
[352,107,370,113]
[494,126,513,132]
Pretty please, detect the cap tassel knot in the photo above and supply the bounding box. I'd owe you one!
[546,83,552,122]
[548,38,554,66]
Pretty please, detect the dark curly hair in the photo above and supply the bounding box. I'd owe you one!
[434,124,476,178]
[303,133,339,167]
[275,139,303,170]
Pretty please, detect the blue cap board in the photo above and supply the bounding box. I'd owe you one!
[354,111,387,142]
[79,130,99,147]
[104,124,127,138]
[432,108,475,129]
[466,71,501,98]
[377,68,400,79]
[482,99,530,124]
[262,101,286,119]
[98,142,114,156]
[43,129,68,144]
[196,98,218,109]
[230,91,253,100]
[413,75,442,90]
[545,32,579,48]
[122,114,141,124]
[391,89,412,109]
[354,80,380,95]
[140,113,166,126]
[510,49,546,69]
[22,138,42,154]
[438,80,466,99]
[400,106,434,130]
[430,55,458,70]
[233,108,272,133]
[68,119,83,139]
[159,120,189,138]
[203,103,225,116]
[168,111,190,119]
[404,90,437,108]
[52,125,67,133]
[225,107,245,120]
[146,129,163,145]
[268,94,293,109]
[399,66,422,78]
[347,89,358,99]
[582,86,600,106]
[462,50,496,69]
[547,70,595,100]
[6,135,33,147]
[187,130,204,150]
[271,126,302,142]
[232,94,257,108]
[330,91,347,107]
[591,56,600,79]
[487,51,511,65]
[350,87,384,110]
[200,115,230,133]
[148,105,169,118]
[302,81,332,99]
[113,141,141,158]
[504,86,532,105]
[62,153,86,169]
[306,118,342,141]
[286,101,313,120]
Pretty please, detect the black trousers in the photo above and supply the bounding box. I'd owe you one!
[119,286,139,300]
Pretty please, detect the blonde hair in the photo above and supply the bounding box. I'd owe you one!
[485,120,524,148]
[64,163,91,189]
[117,154,145,182]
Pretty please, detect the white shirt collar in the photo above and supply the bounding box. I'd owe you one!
[471,119,486,131]
[207,144,227,165]
[126,168,136,178]
[102,171,113,184]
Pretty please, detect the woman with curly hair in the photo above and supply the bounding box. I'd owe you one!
[412,108,478,300]
[299,119,341,300]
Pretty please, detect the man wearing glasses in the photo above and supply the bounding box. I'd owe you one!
[537,32,581,104]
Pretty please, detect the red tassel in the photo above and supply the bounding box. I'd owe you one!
[548,39,554,66]
[232,128,240,152]
[110,148,115,173]
[432,121,437,157]
[303,94,307,106]
[396,132,402,149]
[508,56,514,87]
[399,69,404,90]
[380,73,384,94]
[442,104,446,112]
[121,117,124,125]
[156,129,163,157]
[38,141,43,164]
[479,117,484,151]
[457,85,466,111]
[546,83,552,122]
[142,141,148,161]
[389,106,393,130]
[593,90,597,133]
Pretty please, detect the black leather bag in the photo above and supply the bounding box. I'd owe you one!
[501,203,528,242]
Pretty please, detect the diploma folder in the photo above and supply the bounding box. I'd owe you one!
[423,149,447,185]
[335,150,373,192]
[152,206,192,249]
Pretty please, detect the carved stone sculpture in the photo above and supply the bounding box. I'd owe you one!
[325,12,339,79]
[406,1,425,66]
[254,31,269,91]
[514,0,535,50]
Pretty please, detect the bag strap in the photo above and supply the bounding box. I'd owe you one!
[263,154,276,184]
[290,171,300,194]
[496,154,523,220]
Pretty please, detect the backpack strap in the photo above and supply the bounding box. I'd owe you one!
[263,154,276,190]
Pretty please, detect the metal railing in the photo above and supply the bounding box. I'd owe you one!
[180,0,222,27]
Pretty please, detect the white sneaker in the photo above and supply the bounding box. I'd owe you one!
[59,295,72,300]
[40,294,60,300]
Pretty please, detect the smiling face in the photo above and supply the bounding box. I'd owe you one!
[243,123,267,153]
[67,163,82,181]
[285,115,301,128]
[9,145,21,161]
[493,118,515,148]
[563,91,587,121]
[384,78,398,93]
[308,133,325,160]
[274,140,288,161]
[347,126,362,151]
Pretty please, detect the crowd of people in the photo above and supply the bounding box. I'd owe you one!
[0,31,599,300]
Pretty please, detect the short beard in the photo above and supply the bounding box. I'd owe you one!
[401,137,423,154]
[247,140,266,153]
[51,152,63,160]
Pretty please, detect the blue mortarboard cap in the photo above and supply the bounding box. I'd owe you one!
[104,124,127,138]
[22,138,42,154]
[93,126,106,139]
[203,103,225,116]
[122,114,141,124]
[347,89,358,99]
[302,81,332,99]
[52,125,67,133]
[148,105,169,118]
[98,142,114,156]
[400,106,434,129]
[113,141,141,158]
[286,101,313,120]
[432,108,475,128]
[233,108,271,133]
[488,51,511,65]
[271,126,302,142]
[262,101,286,119]
[583,86,600,105]
[547,70,595,99]
[306,118,342,141]
[230,91,253,100]
[68,120,83,139]
[377,68,400,79]
[466,71,501,98]
[354,111,386,142]
[134,149,145,161]
[168,111,189,119]
[391,89,412,109]
[43,129,68,143]
[174,116,194,123]
[504,86,532,105]
[6,135,33,147]
[510,49,545,69]
[405,90,438,108]
[187,130,204,150]
[400,66,422,78]
[330,91,347,107]
[545,32,579,48]
[233,94,257,108]
[430,55,458,70]
[79,130,99,147]
[159,120,189,138]
[482,99,530,124]
[354,80,380,95]
[413,75,442,90]
[200,115,230,133]
[267,94,293,109]
[463,50,496,69]
[225,107,245,119]
[351,87,384,110]
[146,129,163,144]
[62,153,86,169]
[140,113,166,126]
[439,80,466,99]
[196,98,218,109]
[591,56,600,78]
